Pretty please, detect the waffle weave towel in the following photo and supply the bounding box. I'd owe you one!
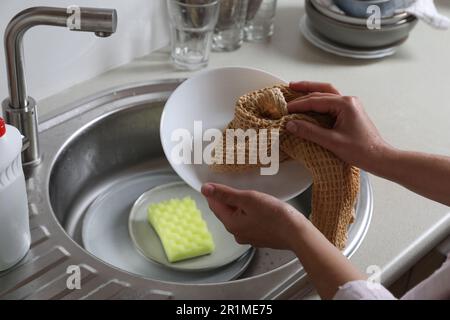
[211,86,360,249]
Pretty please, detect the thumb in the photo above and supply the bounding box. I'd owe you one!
[201,183,244,207]
[286,120,336,150]
[204,196,236,228]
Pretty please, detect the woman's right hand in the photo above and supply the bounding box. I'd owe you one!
[286,81,392,173]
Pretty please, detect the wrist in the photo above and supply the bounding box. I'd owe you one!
[363,141,399,177]
[376,145,403,179]
[284,211,310,252]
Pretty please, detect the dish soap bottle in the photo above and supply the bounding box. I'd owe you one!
[0,117,30,271]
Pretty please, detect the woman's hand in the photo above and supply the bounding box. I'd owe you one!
[201,183,306,250]
[286,81,392,173]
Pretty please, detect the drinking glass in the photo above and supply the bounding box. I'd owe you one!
[167,0,220,70]
[212,0,249,52]
[244,0,277,42]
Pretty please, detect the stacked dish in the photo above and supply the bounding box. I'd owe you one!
[301,0,418,58]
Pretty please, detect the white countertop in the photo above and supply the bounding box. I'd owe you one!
[38,0,450,295]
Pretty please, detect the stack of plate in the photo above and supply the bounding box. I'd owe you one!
[301,0,418,59]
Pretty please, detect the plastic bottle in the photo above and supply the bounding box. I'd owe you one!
[0,117,30,271]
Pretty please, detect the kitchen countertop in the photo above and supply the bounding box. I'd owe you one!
[37,0,450,297]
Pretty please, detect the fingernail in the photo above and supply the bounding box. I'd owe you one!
[286,121,298,133]
[201,183,215,197]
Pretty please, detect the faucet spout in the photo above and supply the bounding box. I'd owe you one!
[2,6,117,167]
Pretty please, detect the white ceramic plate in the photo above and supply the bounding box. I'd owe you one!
[160,67,312,201]
[129,181,251,271]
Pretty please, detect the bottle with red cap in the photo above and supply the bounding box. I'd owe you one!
[0,117,30,271]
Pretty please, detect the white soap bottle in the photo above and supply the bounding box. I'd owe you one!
[0,117,30,271]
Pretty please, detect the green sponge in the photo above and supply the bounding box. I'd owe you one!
[147,197,215,263]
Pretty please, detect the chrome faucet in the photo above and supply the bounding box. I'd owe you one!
[2,6,117,167]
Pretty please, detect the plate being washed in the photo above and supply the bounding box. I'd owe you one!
[300,16,400,59]
[82,172,255,284]
[129,181,252,272]
[160,66,312,202]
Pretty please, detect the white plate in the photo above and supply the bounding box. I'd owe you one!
[129,181,251,271]
[299,16,398,59]
[160,67,312,201]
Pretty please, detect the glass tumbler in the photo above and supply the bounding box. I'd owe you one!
[212,0,249,52]
[167,0,220,70]
[244,0,277,42]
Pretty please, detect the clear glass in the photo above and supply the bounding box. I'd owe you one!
[167,0,220,70]
[212,0,249,52]
[244,0,277,42]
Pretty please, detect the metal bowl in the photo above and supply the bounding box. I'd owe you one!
[306,0,418,49]
[310,0,411,26]
[334,0,407,18]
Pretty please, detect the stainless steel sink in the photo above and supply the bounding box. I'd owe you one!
[0,79,372,299]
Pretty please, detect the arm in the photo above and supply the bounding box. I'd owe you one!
[201,184,366,300]
[289,216,366,299]
[287,81,450,206]
[372,148,450,206]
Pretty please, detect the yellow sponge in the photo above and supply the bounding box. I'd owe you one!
[147,197,215,263]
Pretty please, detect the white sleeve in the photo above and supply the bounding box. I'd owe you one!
[401,259,450,300]
[333,280,397,300]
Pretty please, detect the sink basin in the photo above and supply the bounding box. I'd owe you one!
[0,79,372,299]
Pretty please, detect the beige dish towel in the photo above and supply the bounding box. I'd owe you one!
[211,86,360,249]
